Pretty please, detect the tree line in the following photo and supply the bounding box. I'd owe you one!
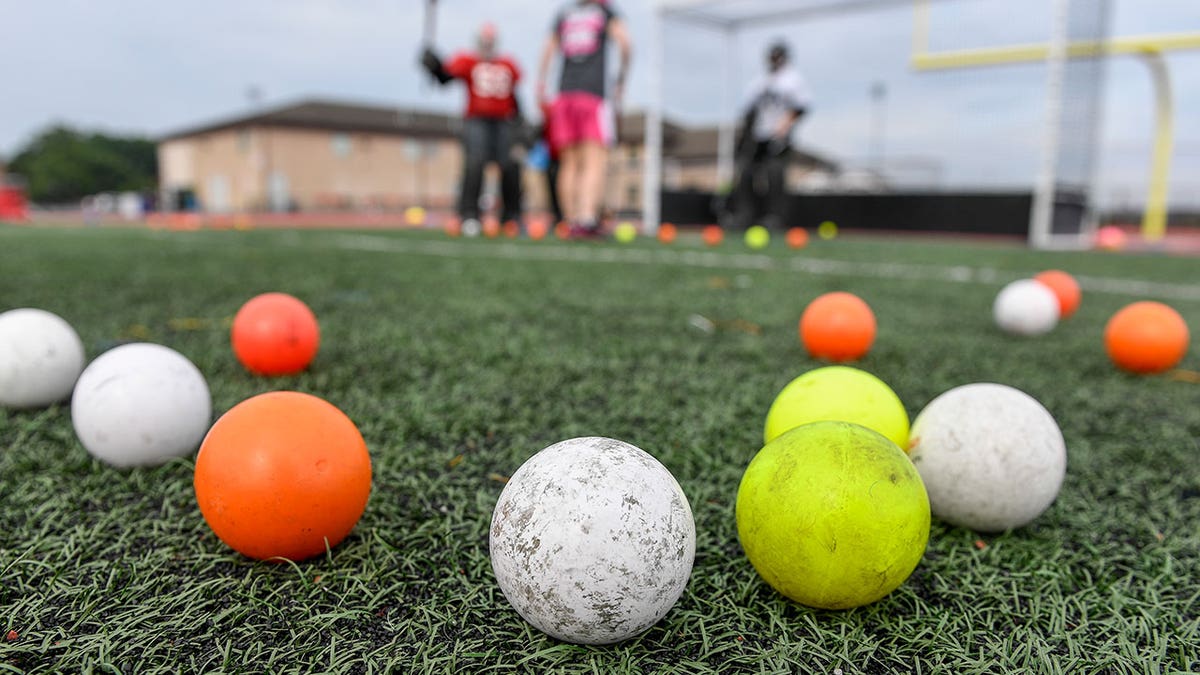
[3,126,158,204]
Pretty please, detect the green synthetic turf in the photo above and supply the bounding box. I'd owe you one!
[1,225,1197,674]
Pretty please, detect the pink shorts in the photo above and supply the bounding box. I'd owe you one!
[549,93,614,152]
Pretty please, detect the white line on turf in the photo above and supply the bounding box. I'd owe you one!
[328,234,1200,302]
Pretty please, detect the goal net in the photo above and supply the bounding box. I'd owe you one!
[649,0,1114,248]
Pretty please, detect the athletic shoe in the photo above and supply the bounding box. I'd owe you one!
[568,223,604,241]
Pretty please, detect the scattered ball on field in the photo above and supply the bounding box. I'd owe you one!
[910,383,1066,532]
[527,216,550,241]
[818,221,839,240]
[1095,225,1127,251]
[490,437,695,645]
[404,206,426,226]
[554,221,571,240]
[503,220,520,238]
[483,217,501,238]
[72,343,211,468]
[993,279,1059,336]
[799,291,877,362]
[195,391,372,561]
[744,225,770,249]
[1033,270,1081,319]
[444,217,462,238]
[737,421,930,610]
[702,225,724,247]
[614,221,638,243]
[1104,301,1189,374]
[231,293,320,376]
[764,365,909,448]
[786,227,809,249]
[657,222,678,244]
[462,219,483,238]
[0,308,86,409]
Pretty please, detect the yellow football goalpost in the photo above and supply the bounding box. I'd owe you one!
[911,0,1200,243]
[647,0,1199,246]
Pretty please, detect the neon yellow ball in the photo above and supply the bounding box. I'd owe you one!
[764,366,909,448]
[744,226,770,249]
[737,421,930,609]
[818,221,838,240]
[614,222,638,244]
[405,207,427,226]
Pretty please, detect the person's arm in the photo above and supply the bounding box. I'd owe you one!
[773,74,810,139]
[536,32,559,104]
[773,109,804,139]
[608,18,632,110]
[420,48,454,85]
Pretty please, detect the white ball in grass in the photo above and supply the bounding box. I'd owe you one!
[909,383,1066,532]
[461,218,482,238]
[71,343,212,468]
[0,308,87,409]
[490,437,696,645]
[993,279,1060,336]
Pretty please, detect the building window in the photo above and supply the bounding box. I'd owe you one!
[332,133,352,158]
[627,185,639,207]
[627,147,639,170]
[404,139,423,162]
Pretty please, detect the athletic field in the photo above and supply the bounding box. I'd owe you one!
[1,225,1197,673]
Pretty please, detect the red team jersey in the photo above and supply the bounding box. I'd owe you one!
[445,53,521,120]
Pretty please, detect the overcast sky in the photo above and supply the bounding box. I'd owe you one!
[2,0,1197,207]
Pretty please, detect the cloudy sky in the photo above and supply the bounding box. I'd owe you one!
[2,0,1197,207]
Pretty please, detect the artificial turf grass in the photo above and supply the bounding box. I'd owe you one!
[0,226,1196,673]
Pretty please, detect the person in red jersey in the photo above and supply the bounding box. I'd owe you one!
[422,23,523,232]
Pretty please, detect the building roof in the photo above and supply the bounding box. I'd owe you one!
[160,97,837,170]
[161,99,464,141]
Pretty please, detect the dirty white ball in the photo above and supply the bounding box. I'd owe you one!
[0,308,86,409]
[909,383,1066,532]
[490,437,696,645]
[461,219,482,238]
[71,343,212,468]
[993,279,1060,336]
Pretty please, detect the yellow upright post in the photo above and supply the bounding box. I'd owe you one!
[911,5,1200,244]
[1141,50,1173,242]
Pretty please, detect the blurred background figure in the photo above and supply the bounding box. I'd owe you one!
[527,100,565,226]
[727,41,811,232]
[422,23,524,233]
[537,0,632,239]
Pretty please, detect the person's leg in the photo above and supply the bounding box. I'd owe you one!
[731,155,757,231]
[764,145,789,230]
[459,119,487,222]
[574,96,614,230]
[557,145,580,224]
[577,142,608,229]
[549,96,580,225]
[495,120,523,225]
[546,158,563,224]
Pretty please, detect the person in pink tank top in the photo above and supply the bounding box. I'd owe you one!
[536,0,632,238]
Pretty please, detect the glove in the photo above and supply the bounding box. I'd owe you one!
[420,48,441,73]
[420,48,453,85]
